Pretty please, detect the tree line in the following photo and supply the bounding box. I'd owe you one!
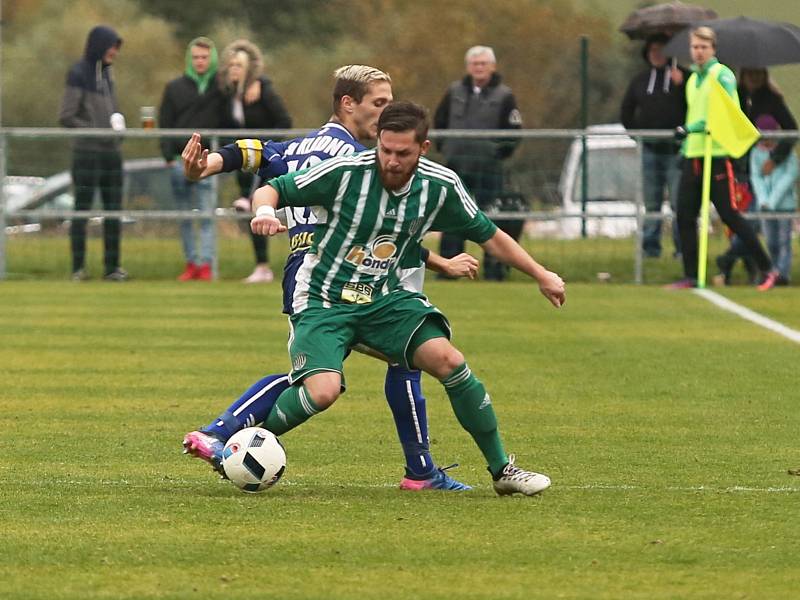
[1,0,635,178]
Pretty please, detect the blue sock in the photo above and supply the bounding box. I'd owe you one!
[384,365,435,478]
[202,373,291,442]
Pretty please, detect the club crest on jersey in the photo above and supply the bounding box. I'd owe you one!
[292,353,307,370]
[408,217,424,237]
[345,235,398,275]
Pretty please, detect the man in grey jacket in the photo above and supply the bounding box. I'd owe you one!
[434,46,522,281]
[59,25,127,281]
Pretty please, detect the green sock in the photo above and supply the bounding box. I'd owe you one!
[264,384,322,436]
[441,363,507,475]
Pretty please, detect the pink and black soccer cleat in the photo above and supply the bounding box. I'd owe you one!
[182,430,226,477]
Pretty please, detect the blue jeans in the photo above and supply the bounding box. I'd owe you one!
[762,213,793,281]
[642,147,681,257]
[171,161,215,264]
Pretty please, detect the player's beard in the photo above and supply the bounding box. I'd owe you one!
[378,156,420,191]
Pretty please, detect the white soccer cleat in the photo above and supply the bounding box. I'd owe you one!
[492,454,551,496]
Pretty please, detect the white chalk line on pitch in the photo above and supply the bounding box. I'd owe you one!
[11,478,800,493]
[693,288,800,344]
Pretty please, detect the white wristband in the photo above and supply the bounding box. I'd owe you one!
[255,205,276,218]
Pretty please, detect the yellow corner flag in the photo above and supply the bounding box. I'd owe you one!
[696,77,760,288]
[706,78,760,159]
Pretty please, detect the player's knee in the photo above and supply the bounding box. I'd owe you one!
[430,347,465,379]
[442,348,465,374]
[303,374,341,409]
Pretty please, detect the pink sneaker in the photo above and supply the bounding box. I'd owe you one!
[664,278,696,289]
[182,431,225,476]
[242,265,274,284]
[757,270,780,291]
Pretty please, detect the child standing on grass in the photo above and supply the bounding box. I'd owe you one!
[750,114,798,286]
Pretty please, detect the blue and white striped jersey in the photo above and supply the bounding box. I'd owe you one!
[220,122,365,313]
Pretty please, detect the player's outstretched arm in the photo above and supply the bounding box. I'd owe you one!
[181,132,223,181]
[425,251,479,280]
[481,229,565,307]
[250,184,286,236]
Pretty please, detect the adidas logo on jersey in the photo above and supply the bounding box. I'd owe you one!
[386,207,397,217]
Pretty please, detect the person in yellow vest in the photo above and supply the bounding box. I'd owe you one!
[670,27,780,291]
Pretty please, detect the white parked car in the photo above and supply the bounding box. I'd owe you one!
[558,124,640,239]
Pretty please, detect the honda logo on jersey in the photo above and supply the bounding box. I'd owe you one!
[345,235,398,275]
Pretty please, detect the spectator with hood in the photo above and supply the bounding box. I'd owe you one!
[159,37,226,281]
[218,39,292,284]
[59,25,127,281]
[739,68,798,171]
[621,33,688,259]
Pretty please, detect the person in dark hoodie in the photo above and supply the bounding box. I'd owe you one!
[59,25,127,281]
[434,45,522,281]
[159,37,226,282]
[621,33,688,259]
[218,39,292,284]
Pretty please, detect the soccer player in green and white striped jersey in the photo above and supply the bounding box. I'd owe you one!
[251,101,566,496]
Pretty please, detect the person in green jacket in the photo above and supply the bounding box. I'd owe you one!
[669,26,780,291]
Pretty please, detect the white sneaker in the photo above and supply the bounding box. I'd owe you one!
[492,454,551,496]
[242,265,274,284]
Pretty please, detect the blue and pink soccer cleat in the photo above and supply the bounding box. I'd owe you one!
[182,430,226,478]
[400,464,472,491]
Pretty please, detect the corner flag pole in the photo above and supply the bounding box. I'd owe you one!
[697,132,713,289]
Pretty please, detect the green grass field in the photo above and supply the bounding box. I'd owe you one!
[1,279,799,599]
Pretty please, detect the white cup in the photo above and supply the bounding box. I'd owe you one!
[110,112,126,131]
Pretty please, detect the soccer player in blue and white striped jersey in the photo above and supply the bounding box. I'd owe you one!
[182,66,476,491]
[250,101,566,495]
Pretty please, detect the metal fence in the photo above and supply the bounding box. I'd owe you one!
[1,127,797,283]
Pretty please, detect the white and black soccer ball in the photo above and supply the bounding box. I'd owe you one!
[222,427,286,493]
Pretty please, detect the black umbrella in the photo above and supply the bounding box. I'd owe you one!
[663,16,800,67]
[619,1,717,40]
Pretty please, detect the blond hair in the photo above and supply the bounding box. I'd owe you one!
[332,65,391,115]
[218,39,263,96]
[691,26,717,48]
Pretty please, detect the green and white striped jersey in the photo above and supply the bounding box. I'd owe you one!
[269,148,497,313]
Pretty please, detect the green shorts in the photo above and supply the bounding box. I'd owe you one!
[287,290,451,383]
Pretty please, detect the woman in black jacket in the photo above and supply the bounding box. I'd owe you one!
[219,39,292,283]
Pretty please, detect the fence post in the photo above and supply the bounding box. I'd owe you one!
[210,135,219,281]
[580,35,589,239]
[633,135,644,284]
[0,132,7,280]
